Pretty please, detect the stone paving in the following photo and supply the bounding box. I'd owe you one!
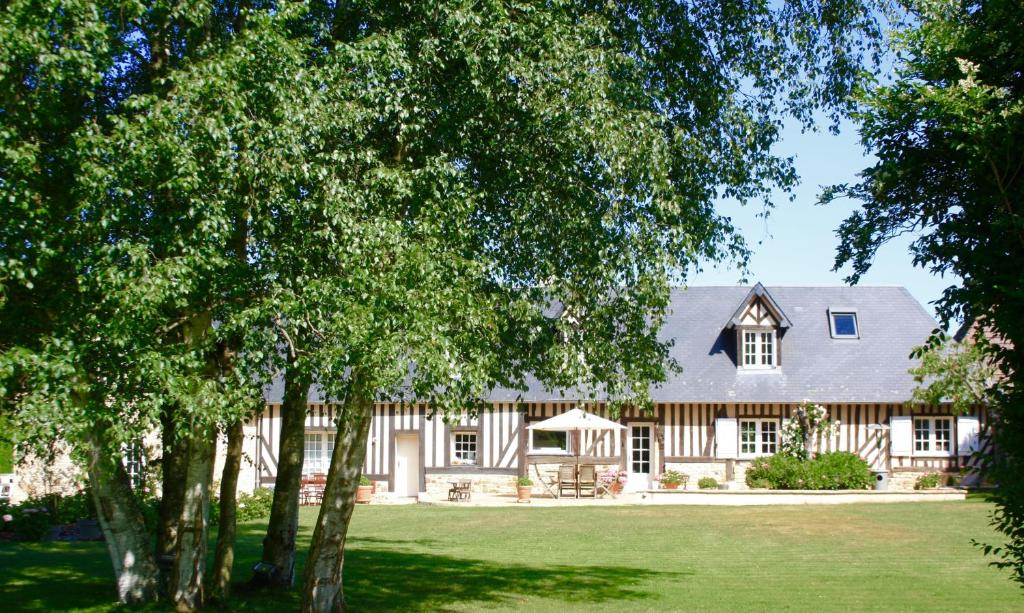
[414,488,967,507]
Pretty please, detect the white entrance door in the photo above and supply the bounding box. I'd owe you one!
[627,424,653,491]
[394,434,420,497]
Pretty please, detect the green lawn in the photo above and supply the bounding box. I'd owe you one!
[1,497,1020,611]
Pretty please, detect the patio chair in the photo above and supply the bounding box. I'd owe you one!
[578,465,597,498]
[532,464,560,499]
[558,464,577,498]
[448,480,472,502]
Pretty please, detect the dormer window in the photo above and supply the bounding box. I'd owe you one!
[741,329,776,368]
[725,283,791,372]
[828,308,859,339]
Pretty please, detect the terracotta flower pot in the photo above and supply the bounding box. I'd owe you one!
[610,482,623,494]
[356,485,373,504]
[517,486,532,501]
[662,482,679,490]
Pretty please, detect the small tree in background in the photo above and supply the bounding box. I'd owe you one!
[910,330,1000,415]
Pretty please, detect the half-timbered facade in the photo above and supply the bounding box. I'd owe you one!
[241,284,985,495]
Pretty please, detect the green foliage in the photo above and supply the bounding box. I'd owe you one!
[0,0,886,603]
[236,488,275,523]
[745,452,871,490]
[515,476,533,487]
[0,414,14,474]
[916,473,943,490]
[824,0,1024,585]
[747,478,772,489]
[210,487,275,525]
[910,332,997,414]
[52,491,96,524]
[697,477,718,490]
[0,501,53,541]
[359,476,372,487]
[812,452,874,490]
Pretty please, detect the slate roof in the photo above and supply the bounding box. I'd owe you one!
[265,285,937,405]
[487,285,938,404]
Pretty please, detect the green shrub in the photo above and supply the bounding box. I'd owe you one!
[747,478,772,489]
[359,475,371,486]
[3,505,53,541]
[746,454,807,489]
[915,473,942,490]
[809,452,873,490]
[235,487,274,523]
[745,452,872,490]
[698,477,718,490]
[53,491,96,524]
[516,476,533,487]
[210,487,275,525]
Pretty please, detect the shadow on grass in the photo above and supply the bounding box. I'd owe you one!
[0,532,683,612]
[339,545,687,611]
[0,542,116,611]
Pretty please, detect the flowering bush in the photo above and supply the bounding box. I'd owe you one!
[781,401,839,460]
[598,469,628,486]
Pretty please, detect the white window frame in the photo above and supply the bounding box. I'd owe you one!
[828,308,860,339]
[303,432,328,475]
[913,417,954,457]
[739,327,777,370]
[528,429,572,455]
[738,418,779,458]
[451,432,479,465]
[122,441,146,490]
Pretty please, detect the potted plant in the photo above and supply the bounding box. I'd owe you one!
[660,470,686,490]
[516,476,533,502]
[356,475,373,504]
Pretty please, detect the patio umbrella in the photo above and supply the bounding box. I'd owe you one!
[527,407,626,471]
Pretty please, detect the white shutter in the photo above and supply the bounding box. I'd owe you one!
[890,415,912,457]
[957,416,980,457]
[715,418,738,459]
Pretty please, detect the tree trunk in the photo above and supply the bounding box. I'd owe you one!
[157,404,188,597]
[257,362,313,588]
[211,419,244,601]
[170,422,217,611]
[301,390,373,613]
[85,427,160,605]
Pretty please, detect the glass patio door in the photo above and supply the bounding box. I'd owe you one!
[627,424,653,491]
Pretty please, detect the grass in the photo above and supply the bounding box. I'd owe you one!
[0,497,1020,611]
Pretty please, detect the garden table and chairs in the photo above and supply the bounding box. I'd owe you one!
[300,473,327,505]
[527,406,626,499]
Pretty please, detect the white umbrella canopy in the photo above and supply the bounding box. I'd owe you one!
[526,407,626,432]
[527,408,626,482]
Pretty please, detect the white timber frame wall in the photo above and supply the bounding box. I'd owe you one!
[247,401,988,493]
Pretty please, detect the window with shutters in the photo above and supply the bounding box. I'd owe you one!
[738,419,778,458]
[913,417,954,456]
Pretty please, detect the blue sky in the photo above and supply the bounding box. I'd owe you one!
[690,118,958,326]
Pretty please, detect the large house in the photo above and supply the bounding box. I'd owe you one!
[239,284,986,496]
